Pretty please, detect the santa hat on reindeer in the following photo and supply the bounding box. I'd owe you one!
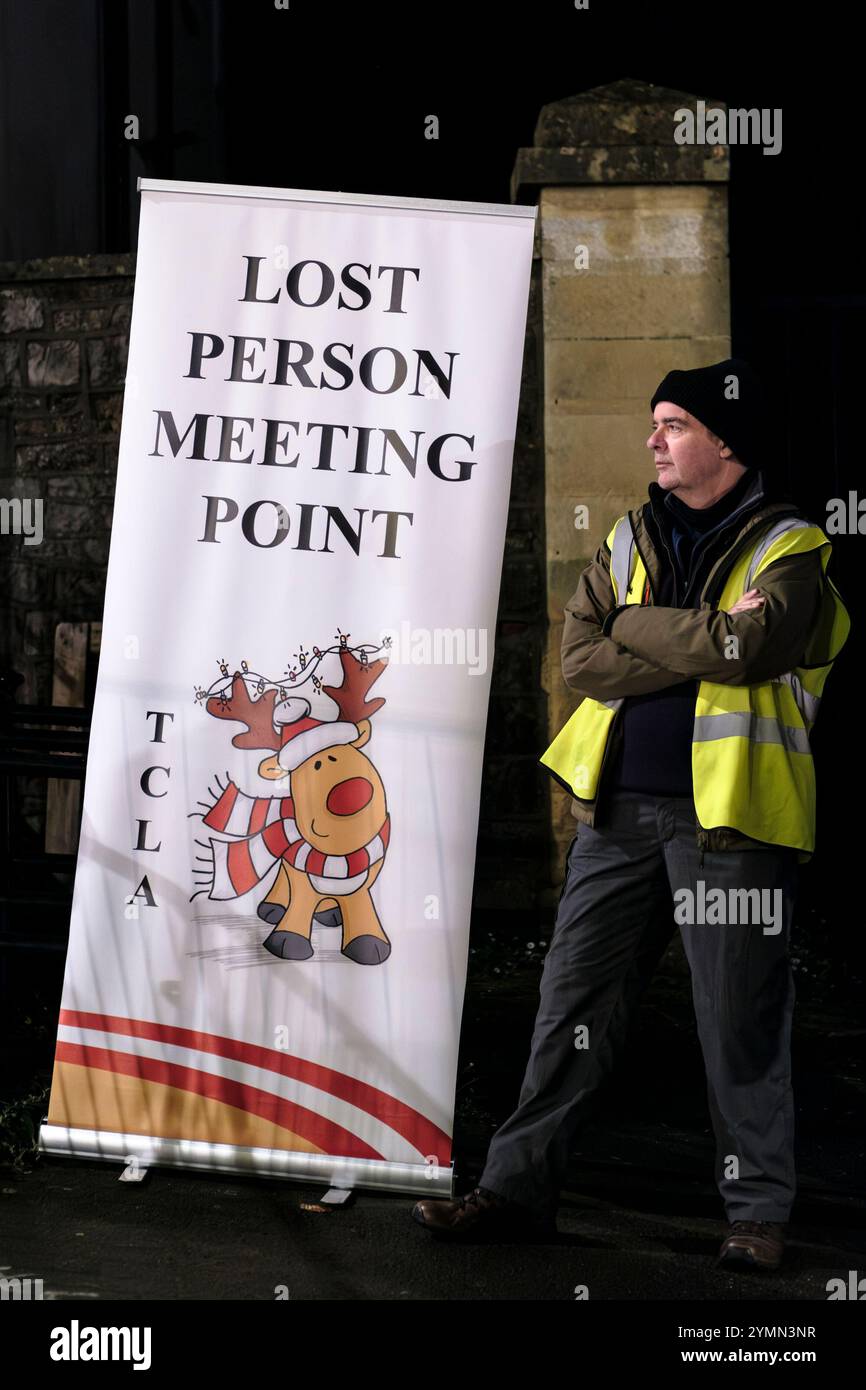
[273,695,360,773]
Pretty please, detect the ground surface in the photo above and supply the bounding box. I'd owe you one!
[2,932,863,1301]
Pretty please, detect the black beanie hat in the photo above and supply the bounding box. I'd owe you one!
[650,357,766,470]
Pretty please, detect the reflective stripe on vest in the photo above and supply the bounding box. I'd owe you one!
[609,521,636,603]
[775,670,821,728]
[746,517,825,730]
[745,516,811,590]
[693,711,811,754]
[604,521,636,712]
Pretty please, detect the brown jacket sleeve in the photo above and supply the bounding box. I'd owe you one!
[606,549,824,684]
[561,542,694,701]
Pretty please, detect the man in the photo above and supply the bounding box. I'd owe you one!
[412,358,850,1271]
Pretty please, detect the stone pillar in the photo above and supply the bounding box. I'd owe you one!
[512,80,732,855]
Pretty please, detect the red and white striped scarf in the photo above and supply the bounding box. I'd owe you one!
[201,779,390,902]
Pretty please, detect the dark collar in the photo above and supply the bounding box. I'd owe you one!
[664,468,756,534]
[649,469,766,547]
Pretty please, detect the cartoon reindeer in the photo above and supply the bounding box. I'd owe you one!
[193,649,391,965]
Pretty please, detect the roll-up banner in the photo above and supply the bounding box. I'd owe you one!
[39,178,536,1196]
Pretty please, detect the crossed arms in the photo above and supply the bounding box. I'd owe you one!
[561,540,824,704]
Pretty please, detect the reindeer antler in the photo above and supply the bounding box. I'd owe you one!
[206,673,280,751]
[322,650,387,724]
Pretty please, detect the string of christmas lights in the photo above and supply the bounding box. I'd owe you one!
[194,628,392,710]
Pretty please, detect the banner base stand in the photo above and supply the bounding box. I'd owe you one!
[38,1123,454,1198]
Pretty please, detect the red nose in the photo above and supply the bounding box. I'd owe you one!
[326,777,373,817]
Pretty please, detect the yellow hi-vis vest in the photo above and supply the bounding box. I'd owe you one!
[539,514,850,855]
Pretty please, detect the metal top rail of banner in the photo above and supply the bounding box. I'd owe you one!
[137,176,538,221]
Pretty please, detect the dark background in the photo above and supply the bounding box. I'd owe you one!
[3,0,860,569]
[5,1,857,934]
[0,0,861,1133]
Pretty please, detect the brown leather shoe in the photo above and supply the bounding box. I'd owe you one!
[717,1220,786,1271]
[412,1185,556,1241]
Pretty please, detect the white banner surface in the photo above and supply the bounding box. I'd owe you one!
[41,178,535,1194]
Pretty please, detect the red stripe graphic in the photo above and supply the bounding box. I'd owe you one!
[262,821,291,858]
[56,1042,383,1159]
[58,1010,452,1158]
[227,839,258,897]
[248,798,270,835]
[203,783,238,833]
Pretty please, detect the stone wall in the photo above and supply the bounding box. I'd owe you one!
[475,237,558,921]
[0,254,134,703]
[540,182,731,847]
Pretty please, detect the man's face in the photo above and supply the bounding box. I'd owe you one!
[646,402,732,495]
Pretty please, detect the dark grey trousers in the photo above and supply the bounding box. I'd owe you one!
[479,791,800,1224]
